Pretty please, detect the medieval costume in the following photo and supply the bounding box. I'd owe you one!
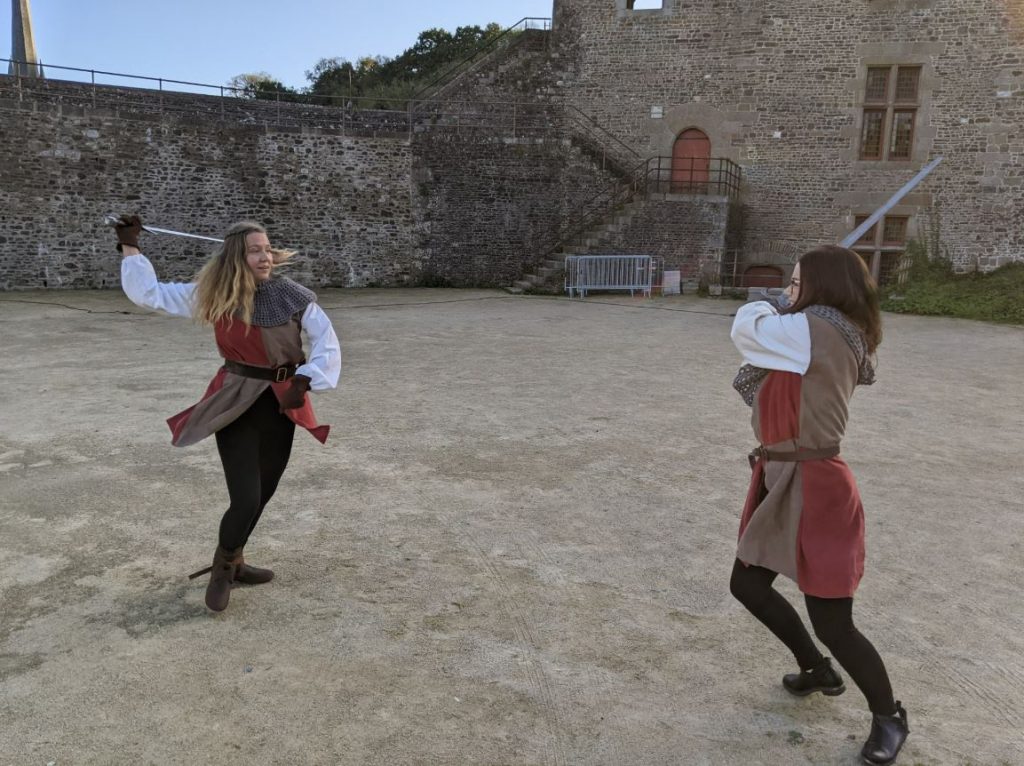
[728,299,909,766]
[120,253,340,610]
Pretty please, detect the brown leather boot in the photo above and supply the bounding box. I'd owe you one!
[202,545,241,612]
[235,549,274,585]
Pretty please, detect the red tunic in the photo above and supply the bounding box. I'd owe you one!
[736,315,866,598]
[166,317,329,447]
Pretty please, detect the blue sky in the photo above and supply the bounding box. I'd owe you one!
[8,1,555,91]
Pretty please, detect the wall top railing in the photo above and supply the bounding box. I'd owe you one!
[408,17,552,104]
[0,60,574,139]
[1,28,550,112]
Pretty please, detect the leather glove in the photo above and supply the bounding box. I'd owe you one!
[278,375,311,412]
[115,215,142,253]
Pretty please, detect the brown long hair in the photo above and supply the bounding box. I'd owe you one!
[193,221,294,326]
[783,245,883,353]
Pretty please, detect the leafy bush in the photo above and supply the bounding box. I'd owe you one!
[881,241,1024,325]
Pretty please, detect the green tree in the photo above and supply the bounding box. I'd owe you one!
[231,22,505,109]
[304,23,504,107]
[226,72,300,101]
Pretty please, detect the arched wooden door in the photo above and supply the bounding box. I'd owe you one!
[741,265,784,288]
[671,128,711,193]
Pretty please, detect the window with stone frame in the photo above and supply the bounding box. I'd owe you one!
[860,65,921,161]
[626,0,665,9]
[852,214,910,286]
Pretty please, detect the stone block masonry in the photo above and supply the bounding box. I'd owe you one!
[412,133,626,287]
[0,93,416,290]
[586,195,734,280]
[552,0,1024,273]
[0,76,631,290]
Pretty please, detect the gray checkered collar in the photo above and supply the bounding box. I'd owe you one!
[251,277,317,327]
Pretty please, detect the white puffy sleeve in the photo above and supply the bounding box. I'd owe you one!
[730,301,811,374]
[296,303,341,391]
[120,254,196,318]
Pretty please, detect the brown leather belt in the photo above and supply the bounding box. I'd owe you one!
[748,445,840,469]
[223,359,303,383]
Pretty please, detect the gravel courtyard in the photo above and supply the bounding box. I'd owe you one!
[1,289,1021,766]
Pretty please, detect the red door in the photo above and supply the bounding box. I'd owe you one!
[671,129,711,193]
[741,265,784,288]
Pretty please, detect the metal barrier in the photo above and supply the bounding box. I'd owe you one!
[564,255,659,298]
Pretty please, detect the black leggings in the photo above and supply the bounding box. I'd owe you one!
[730,559,896,715]
[215,388,296,551]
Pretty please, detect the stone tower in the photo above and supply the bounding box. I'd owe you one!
[9,0,43,77]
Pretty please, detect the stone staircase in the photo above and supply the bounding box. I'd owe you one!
[510,200,648,293]
[423,29,551,105]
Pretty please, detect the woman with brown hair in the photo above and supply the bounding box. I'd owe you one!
[114,215,341,613]
[728,245,908,765]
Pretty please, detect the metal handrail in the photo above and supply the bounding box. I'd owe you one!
[407,17,552,105]
[535,156,743,267]
[644,156,743,198]
[0,69,574,139]
[0,56,555,113]
[535,156,652,262]
[565,105,641,164]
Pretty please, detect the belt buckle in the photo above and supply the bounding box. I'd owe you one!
[275,366,289,383]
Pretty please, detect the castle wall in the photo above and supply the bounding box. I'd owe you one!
[553,0,1024,272]
[0,93,416,289]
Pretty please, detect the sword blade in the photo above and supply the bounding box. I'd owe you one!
[839,157,943,249]
[103,214,223,243]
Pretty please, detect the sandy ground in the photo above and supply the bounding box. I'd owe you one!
[0,288,1022,766]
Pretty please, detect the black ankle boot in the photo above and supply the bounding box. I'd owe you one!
[782,656,846,697]
[861,701,909,765]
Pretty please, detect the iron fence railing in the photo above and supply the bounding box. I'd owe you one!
[0,61,567,138]
[537,156,743,266]
[564,254,661,298]
[563,105,641,177]
[644,156,743,198]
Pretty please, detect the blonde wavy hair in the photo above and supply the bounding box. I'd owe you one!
[194,221,295,326]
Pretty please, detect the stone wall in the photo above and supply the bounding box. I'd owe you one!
[552,0,1024,272]
[0,74,627,290]
[586,195,733,280]
[412,133,623,286]
[0,91,416,289]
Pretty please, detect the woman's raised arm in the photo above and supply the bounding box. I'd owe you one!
[120,253,197,318]
[730,300,811,374]
[115,216,196,318]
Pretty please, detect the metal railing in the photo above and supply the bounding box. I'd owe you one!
[563,105,641,177]
[565,255,661,298]
[0,61,567,138]
[408,17,552,105]
[644,156,743,198]
[537,156,743,265]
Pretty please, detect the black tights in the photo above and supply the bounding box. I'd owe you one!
[215,388,296,551]
[730,559,896,715]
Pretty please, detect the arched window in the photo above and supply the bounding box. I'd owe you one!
[671,128,711,193]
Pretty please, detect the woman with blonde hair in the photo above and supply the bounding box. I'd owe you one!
[114,216,340,613]
[728,245,908,765]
